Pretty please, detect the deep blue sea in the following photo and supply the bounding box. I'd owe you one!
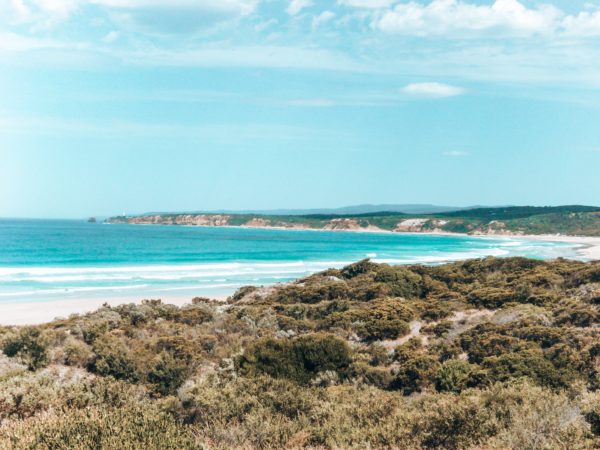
[0,219,580,304]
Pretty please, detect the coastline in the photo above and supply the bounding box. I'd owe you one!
[111,221,600,261]
[1,229,598,327]
[247,225,600,261]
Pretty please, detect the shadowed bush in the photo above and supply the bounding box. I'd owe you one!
[238,333,352,385]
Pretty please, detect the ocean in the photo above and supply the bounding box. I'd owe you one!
[0,219,580,304]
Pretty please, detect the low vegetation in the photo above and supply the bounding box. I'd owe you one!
[1,257,600,448]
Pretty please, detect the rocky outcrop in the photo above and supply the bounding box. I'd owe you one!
[324,219,361,230]
[243,218,272,228]
[394,218,429,232]
[109,214,231,226]
[321,219,383,232]
[394,218,448,233]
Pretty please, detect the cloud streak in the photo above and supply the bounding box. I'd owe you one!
[443,151,469,157]
[402,82,465,98]
[376,0,561,37]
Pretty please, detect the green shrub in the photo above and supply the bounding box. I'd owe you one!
[392,354,439,394]
[467,287,516,308]
[89,335,140,383]
[175,307,213,326]
[0,404,199,449]
[238,333,352,385]
[147,353,190,396]
[435,360,473,393]
[350,362,393,389]
[329,297,414,341]
[584,407,600,436]
[1,328,51,370]
[341,259,379,279]
[483,350,574,389]
[62,338,92,367]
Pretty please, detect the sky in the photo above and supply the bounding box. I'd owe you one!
[1,0,600,218]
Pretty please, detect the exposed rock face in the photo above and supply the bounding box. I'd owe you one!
[394,218,429,232]
[323,219,362,231]
[394,218,449,232]
[243,218,272,228]
[112,215,231,226]
[472,221,521,236]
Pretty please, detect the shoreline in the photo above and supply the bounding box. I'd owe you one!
[0,295,228,326]
[251,226,600,261]
[0,230,598,327]
[111,221,600,261]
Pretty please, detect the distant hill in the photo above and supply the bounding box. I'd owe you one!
[142,204,486,216]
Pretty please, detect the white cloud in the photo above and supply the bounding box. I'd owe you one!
[376,0,562,37]
[0,31,64,51]
[402,82,465,97]
[93,0,260,32]
[288,98,337,107]
[312,10,335,28]
[443,151,469,157]
[89,0,257,15]
[0,113,349,145]
[102,30,120,42]
[0,0,81,27]
[255,18,278,32]
[338,0,396,8]
[124,45,366,72]
[287,0,312,16]
[562,10,600,36]
[0,0,259,31]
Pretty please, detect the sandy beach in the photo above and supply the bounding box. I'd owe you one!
[505,234,600,261]
[0,296,205,326]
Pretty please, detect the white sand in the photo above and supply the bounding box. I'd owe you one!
[500,234,600,261]
[0,296,206,326]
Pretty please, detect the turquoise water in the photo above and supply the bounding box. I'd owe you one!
[0,219,579,304]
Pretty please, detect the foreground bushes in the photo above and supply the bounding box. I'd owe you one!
[0,403,198,449]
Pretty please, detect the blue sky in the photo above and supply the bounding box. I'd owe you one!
[1,0,600,218]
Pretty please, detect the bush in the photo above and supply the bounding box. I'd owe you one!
[89,336,140,383]
[1,328,51,370]
[175,307,213,326]
[467,287,516,308]
[435,360,473,393]
[147,353,190,396]
[62,338,92,367]
[238,333,352,385]
[392,354,439,394]
[584,405,600,436]
[341,259,379,279]
[483,350,574,389]
[0,404,199,449]
[329,297,414,341]
[350,362,393,389]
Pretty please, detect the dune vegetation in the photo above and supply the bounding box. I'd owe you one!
[1,257,600,448]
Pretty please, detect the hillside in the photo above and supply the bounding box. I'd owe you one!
[1,257,600,448]
[107,205,600,236]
